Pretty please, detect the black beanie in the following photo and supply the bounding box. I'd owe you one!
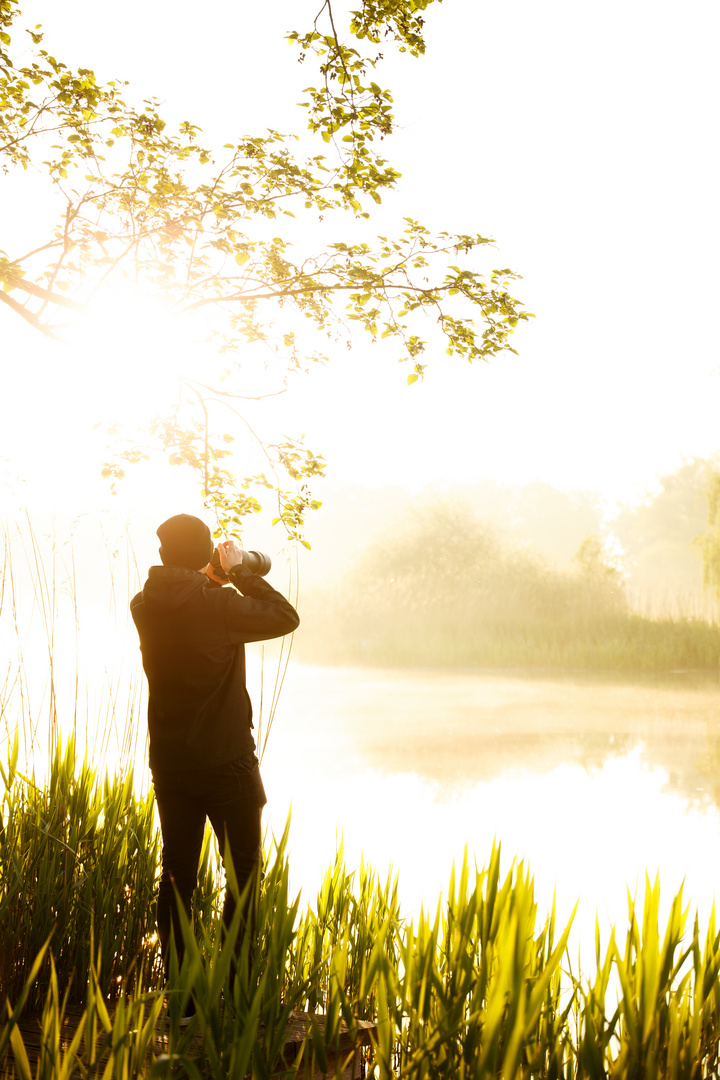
[156,514,213,570]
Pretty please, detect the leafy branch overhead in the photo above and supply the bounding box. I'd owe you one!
[0,0,533,538]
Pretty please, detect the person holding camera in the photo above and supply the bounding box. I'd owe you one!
[130,513,299,994]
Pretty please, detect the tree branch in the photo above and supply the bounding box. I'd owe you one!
[9,277,85,313]
[0,290,63,339]
[184,378,288,401]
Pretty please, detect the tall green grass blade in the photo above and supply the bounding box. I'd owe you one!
[8,1024,32,1080]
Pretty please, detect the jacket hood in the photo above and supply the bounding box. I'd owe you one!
[142,565,209,614]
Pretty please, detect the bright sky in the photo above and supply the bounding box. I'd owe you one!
[2,0,719,516]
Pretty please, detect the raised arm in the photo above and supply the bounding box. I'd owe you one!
[223,562,300,644]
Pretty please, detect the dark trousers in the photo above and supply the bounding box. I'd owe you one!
[152,754,266,976]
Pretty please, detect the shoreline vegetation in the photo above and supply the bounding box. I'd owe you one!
[3,739,720,1077]
[296,510,720,673]
[296,609,720,673]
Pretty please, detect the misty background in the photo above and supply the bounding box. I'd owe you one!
[292,456,719,636]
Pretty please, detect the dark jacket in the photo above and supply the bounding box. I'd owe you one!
[130,563,299,772]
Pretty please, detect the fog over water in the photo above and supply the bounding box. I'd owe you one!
[3,492,720,952]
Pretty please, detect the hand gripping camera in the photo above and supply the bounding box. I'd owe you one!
[210,547,272,581]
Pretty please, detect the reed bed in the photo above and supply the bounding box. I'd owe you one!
[3,739,720,1078]
[0,518,149,784]
[0,734,160,1010]
[298,598,720,671]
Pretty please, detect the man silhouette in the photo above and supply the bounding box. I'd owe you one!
[130,513,299,993]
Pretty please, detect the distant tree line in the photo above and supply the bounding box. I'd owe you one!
[296,456,720,668]
[301,457,720,606]
[297,492,720,670]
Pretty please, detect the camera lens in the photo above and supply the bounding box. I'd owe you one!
[242,551,272,576]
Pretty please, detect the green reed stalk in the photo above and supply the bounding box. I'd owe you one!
[5,737,720,1078]
[0,734,160,1008]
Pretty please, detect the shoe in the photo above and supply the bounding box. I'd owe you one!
[179,998,197,1027]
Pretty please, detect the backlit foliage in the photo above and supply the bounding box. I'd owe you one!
[0,0,532,539]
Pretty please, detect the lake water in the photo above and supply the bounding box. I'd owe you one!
[253,661,720,946]
[6,627,720,948]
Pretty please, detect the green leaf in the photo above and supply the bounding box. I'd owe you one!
[9,1026,32,1080]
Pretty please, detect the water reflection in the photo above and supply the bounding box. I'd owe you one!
[257,661,720,943]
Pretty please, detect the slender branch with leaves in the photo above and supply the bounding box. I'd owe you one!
[1,0,533,538]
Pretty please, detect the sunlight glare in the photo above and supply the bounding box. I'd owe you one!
[69,284,210,431]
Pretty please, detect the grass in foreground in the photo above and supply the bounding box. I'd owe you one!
[2,739,720,1078]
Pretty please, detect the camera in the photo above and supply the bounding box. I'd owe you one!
[210,547,272,580]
